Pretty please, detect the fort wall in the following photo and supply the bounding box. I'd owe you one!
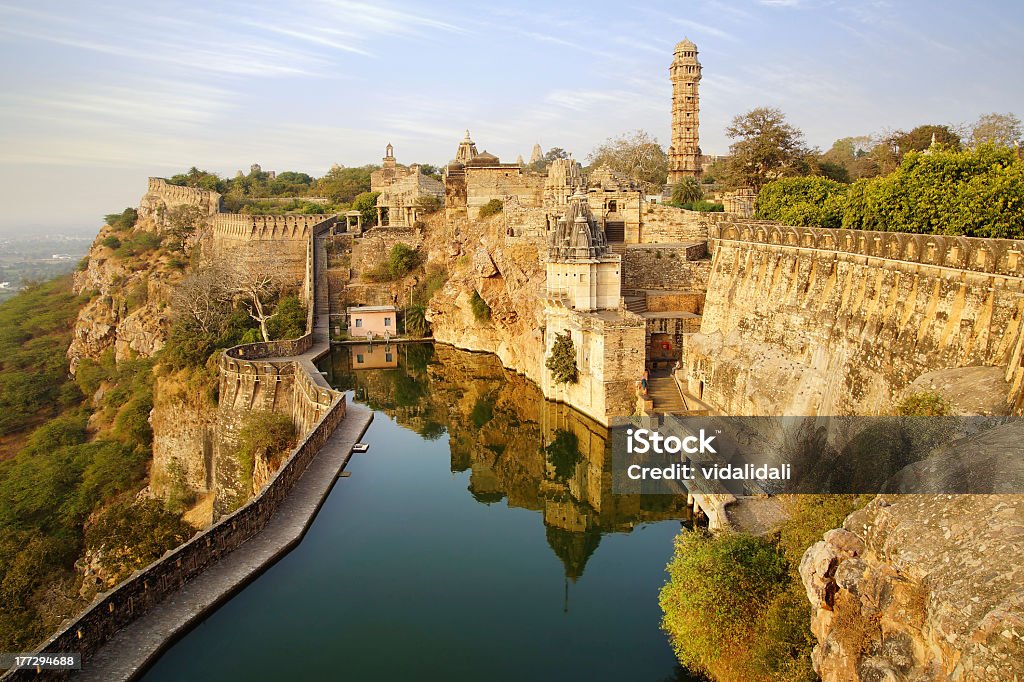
[139,178,221,224]
[683,223,1024,415]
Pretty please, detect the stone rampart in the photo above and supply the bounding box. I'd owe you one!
[3,388,345,681]
[211,213,335,241]
[685,224,1024,415]
[622,245,711,291]
[640,204,716,244]
[140,178,222,223]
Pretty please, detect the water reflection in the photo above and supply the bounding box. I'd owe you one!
[324,342,695,581]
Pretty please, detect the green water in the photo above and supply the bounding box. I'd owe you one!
[141,343,703,681]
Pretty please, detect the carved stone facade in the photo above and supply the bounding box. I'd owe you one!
[370,144,444,227]
[667,39,702,183]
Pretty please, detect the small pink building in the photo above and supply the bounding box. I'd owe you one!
[347,305,397,338]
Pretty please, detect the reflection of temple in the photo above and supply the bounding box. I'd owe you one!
[327,342,693,582]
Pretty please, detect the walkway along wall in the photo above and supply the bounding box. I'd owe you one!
[683,222,1024,415]
[2,223,345,680]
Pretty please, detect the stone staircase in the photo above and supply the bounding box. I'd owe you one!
[608,242,627,255]
[313,236,330,317]
[647,375,685,414]
[624,295,647,314]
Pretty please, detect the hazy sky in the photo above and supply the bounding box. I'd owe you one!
[1,0,1022,233]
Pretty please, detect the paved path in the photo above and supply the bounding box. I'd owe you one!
[75,401,372,681]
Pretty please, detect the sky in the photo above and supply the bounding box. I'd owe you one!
[0,0,1022,234]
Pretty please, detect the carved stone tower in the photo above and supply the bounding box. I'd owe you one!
[668,38,702,184]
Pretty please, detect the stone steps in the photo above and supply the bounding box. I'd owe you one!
[648,376,685,413]
[624,295,647,314]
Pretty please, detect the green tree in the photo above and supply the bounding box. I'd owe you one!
[755,177,849,228]
[587,130,668,191]
[670,177,704,206]
[478,198,504,219]
[164,205,207,253]
[266,295,307,340]
[545,332,578,384]
[723,107,809,191]
[316,165,376,204]
[351,190,381,226]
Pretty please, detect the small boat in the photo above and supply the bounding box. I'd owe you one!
[352,443,370,453]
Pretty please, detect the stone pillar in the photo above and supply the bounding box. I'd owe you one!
[376,207,382,227]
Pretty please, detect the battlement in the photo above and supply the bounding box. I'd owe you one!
[142,177,221,218]
[211,213,336,241]
[710,221,1024,279]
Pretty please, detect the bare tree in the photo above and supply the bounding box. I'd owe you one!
[587,130,668,191]
[221,245,291,343]
[170,264,234,336]
[969,112,1023,148]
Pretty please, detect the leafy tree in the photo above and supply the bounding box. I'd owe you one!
[969,112,1022,148]
[415,194,443,214]
[820,136,879,180]
[587,130,668,190]
[104,208,139,232]
[527,147,570,173]
[545,332,578,384]
[164,205,207,253]
[351,191,381,226]
[316,165,376,204]
[84,499,192,585]
[755,177,849,228]
[233,411,295,498]
[266,295,307,340]
[417,164,443,181]
[168,167,226,193]
[470,290,491,323]
[841,144,1024,237]
[670,177,704,206]
[660,530,789,680]
[723,107,809,191]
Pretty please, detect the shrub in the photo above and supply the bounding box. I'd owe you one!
[234,411,296,498]
[470,290,491,323]
[478,198,504,219]
[363,243,423,282]
[660,530,788,679]
[671,177,704,205]
[266,295,307,340]
[755,176,849,228]
[896,390,950,416]
[104,208,138,232]
[125,281,148,311]
[545,332,578,384]
[101,236,122,250]
[84,499,192,585]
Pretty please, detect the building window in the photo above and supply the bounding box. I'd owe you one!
[355,318,363,328]
[386,353,393,362]
[356,354,364,363]
[384,317,392,327]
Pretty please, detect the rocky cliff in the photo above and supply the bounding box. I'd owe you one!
[423,212,548,386]
[67,219,181,371]
[801,492,1024,680]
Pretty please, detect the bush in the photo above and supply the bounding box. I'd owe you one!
[660,531,788,680]
[84,499,192,585]
[755,176,849,228]
[545,332,578,384]
[896,390,950,416]
[266,295,307,340]
[101,236,122,250]
[104,208,138,232]
[478,199,504,219]
[363,244,423,282]
[470,289,491,323]
[234,411,296,499]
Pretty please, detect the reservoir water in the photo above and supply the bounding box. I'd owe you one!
[142,343,703,681]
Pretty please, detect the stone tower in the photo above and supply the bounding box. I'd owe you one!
[668,38,702,183]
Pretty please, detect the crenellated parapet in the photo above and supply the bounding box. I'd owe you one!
[140,177,222,222]
[709,221,1024,278]
[211,213,336,241]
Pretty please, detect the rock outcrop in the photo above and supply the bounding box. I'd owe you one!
[424,212,547,386]
[801,494,1024,681]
